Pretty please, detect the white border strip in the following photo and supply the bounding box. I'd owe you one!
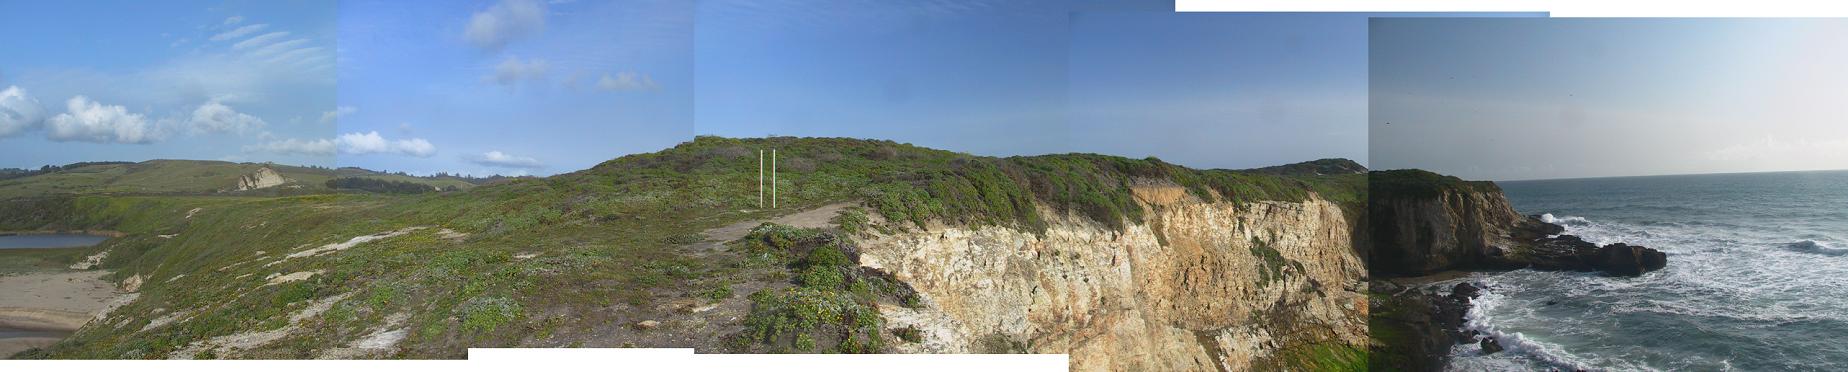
[1176,0,1848,17]
[0,349,1069,372]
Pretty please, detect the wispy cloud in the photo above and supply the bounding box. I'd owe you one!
[337,131,436,157]
[210,23,268,42]
[464,0,546,51]
[596,72,657,91]
[319,106,357,124]
[488,56,549,86]
[231,31,291,50]
[188,101,266,135]
[245,138,335,156]
[468,150,544,168]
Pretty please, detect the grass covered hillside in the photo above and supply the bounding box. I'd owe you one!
[0,160,477,200]
[1366,169,1501,200]
[3,136,1364,359]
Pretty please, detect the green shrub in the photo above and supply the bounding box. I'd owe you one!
[459,297,524,333]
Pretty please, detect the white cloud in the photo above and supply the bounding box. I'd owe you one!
[245,138,335,156]
[188,101,266,134]
[45,96,158,144]
[464,0,546,50]
[596,72,658,91]
[319,106,357,124]
[232,31,291,50]
[338,131,435,157]
[224,16,244,25]
[0,86,46,137]
[210,24,269,42]
[469,150,544,168]
[489,56,549,86]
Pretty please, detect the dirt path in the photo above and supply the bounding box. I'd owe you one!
[578,202,860,352]
[705,202,858,241]
[689,202,858,255]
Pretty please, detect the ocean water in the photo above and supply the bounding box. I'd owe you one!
[1442,170,1848,371]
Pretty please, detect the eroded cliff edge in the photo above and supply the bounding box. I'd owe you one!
[858,184,1366,371]
[1365,169,1667,371]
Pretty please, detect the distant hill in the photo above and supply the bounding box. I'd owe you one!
[1244,158,1367,176]
[0,160,478,199]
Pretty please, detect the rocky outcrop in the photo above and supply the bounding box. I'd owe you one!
[1369,170,1665,278]
[234,167,289,191]
[1505,235,1667,276]
[857,185,1365,371]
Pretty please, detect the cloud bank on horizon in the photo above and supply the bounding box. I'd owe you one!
[1372,18,1848,181]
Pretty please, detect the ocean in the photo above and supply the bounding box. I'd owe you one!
[1442,170,1848,371]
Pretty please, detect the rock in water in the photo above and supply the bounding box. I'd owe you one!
[1595,243,1666,277]
[1449,282,1482,303]
[1480,337,1504,354]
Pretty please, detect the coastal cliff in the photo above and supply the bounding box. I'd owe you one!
[860,185,1365,371]
[1367,169,1663,277]
[1365,169,1667,371]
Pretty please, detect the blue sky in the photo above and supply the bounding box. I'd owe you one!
[696,7,1536,170]
[1372,19,1848,180]
[334,0,692,176]
[3,1,1538,175]
[1,0,337,168]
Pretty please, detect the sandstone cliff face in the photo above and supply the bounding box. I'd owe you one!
[1369,188,1535,277]
[234,167,289,191]
[858,186,1364,371]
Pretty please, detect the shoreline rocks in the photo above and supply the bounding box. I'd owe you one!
[1496,233,1668,277]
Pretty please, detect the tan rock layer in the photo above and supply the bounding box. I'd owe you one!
[860,186,1364,371]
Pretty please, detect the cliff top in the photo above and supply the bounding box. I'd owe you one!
[1369,169,1502,200]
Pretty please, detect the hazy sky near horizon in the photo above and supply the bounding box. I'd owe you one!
[1373,18,1848,181]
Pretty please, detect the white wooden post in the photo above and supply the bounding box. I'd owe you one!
[772,148,778,208]
[758,149,764,209]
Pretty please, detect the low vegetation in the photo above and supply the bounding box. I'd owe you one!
[1368,169,1500,200]
[1,136,1362,364]
[729,223,919,353]
[326,177,455,194]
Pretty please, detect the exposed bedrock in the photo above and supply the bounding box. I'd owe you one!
[857,185,1365,371]
[1369,170,1666,278]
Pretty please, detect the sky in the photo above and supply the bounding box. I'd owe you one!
[697,8,1533,170]
[1372,18,1848,181]
[0,0,338,168]
[1,1,1541,175]
[334,0,692,176]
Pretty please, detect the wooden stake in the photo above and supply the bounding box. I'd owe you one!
[772,149,778,208]
[758,149,764,208]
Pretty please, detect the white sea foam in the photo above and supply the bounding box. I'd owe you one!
[1539,213,1590,226]
[1444,277,1611,372]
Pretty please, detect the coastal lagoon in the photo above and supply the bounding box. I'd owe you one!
[0,234,110,249]
[1445,170,1848,370]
